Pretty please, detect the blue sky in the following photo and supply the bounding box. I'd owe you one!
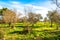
[0,0,56,18]
[0,0,50,6]
[0,0,49,3]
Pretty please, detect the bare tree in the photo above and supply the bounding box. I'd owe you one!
[23,6,43,34]
[52,0,60,8]
[28,12,42,23]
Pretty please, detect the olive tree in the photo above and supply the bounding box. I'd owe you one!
[0,8,20,28]
[47,10,60,29]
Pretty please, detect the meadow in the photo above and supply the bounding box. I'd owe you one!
[0,22,60,40]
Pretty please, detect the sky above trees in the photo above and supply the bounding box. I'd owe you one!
[0,0,57,18]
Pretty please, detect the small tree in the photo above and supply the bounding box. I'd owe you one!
[28,12,42,25]
[27,12,42,34]
[23,7,43,34]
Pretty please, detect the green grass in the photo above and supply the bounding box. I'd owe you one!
[0,22,60,40]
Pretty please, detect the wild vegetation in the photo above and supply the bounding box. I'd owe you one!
[0,0,60,40]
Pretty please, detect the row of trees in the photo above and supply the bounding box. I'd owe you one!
[0,7,60,30]
[0,8,43,24]
[0,8,43,34]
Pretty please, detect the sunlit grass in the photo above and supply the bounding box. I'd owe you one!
[0,22,60,40]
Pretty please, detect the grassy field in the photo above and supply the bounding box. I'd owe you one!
[0,22,60,40]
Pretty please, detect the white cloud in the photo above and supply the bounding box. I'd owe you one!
[0,1,56,19]
[0,5,2,9]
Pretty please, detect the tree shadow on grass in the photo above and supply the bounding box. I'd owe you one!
[9,30,28,35]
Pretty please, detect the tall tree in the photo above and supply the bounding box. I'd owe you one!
[23,6,43,34]
[47,10,60,29]
[47,10,57,27]
[0,8,20,28]
[28,12,43,33]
